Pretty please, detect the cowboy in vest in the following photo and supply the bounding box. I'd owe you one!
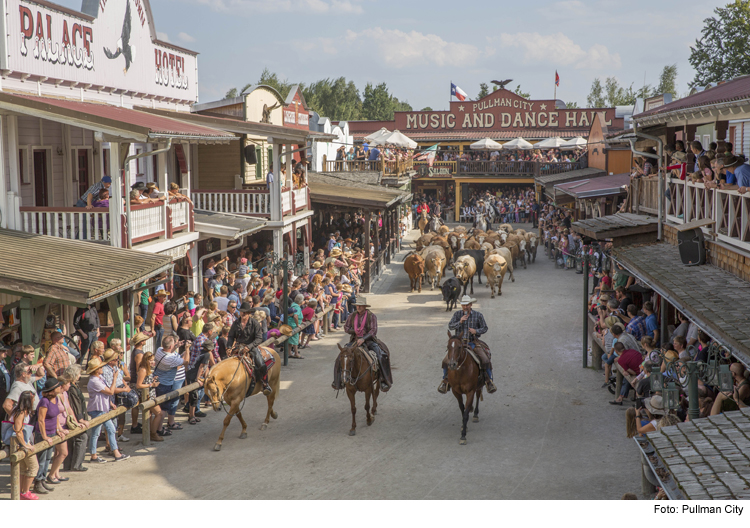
[227,302,271,395]
[332,297,393,392]
[439,295,497,394]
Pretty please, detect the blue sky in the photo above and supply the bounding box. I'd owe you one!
[58,0,723,110]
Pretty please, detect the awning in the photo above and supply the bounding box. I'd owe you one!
[572,213,658,241]
[308,181,408,209]
[194,210,266,240]
[0,228,173,306]
[0,92,236,143]
[611,242,750,368]
[554,172,630,199]
[140,107,336,143]
[535,167,606,188]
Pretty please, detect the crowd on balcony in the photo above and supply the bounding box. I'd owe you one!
[336,144,413,164]
[429,147,586,165]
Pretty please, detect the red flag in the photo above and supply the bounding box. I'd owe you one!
[555,71,560,87]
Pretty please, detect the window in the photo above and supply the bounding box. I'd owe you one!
[77,150,90,200]
[19,149,28,185]
[102,148,110,177]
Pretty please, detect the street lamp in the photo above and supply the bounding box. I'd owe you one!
[266,251,305,366]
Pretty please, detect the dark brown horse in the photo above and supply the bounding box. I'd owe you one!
[204,347,281,451]
[445,332,483,445]
[337,343,379,436]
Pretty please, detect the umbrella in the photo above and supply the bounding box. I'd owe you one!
[364,127,390,143]
[533,137,567,149]
[560,136,588,150]
[502,137,533,150]
[469,138,503,150]
[375,129,417,149]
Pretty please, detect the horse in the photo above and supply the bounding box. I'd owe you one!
[204,346,281,451]
[418,210,429,235]
[428,214,443,234]
[445,332,483,445]
[336,342,380,436]
[475,213,488,233]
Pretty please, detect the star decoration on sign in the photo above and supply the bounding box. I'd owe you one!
[539,104,547,110]
[458,105,464,112]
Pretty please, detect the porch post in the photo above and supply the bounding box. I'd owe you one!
[188,244,199,292]
[0,116,7,228]
[107,294,127,365]
[19,297,33,351]
[364,211,371,293]
[7,116,20,229]
[109,142,123,248]
[285,144,293,189]
[158,145,169,239]
[271,141,281,222]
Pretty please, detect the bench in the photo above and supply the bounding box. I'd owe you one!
[615,361,639,400]
[588,313,605,370]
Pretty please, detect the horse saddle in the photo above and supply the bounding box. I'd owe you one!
[239,346,276,397]
[466,340,491,367]
[359,346,379,373]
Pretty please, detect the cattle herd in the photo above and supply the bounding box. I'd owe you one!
[403,220,539,308]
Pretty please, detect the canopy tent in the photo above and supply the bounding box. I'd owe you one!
[364,127,390,143]
[469,138,503,150]
[502,137,533,150]
[561,136,588,150]
[533,136,567,149]
[373,129,418,149]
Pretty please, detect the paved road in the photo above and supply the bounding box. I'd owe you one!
[1,226,642,500]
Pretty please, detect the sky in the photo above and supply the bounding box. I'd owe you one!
[56,0,725,111]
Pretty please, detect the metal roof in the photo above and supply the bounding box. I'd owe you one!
[0,229,173,306]
[0,92,236,143]
[612,242,750,368]
[636,76,750,120]
[572,213,658,239]
[535,167,605,187]
[193,210,266,240]
[554,173,630,198]
[308,174,409,209]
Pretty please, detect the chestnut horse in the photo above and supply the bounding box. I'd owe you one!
[445,332,483,445]
[337,343,379,436]
[204,346,281,451]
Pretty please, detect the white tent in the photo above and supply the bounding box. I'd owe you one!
[502,137,533,150]
[364,127,390,143]
[469,138,503,150]
[375,129,418,149]
[560,136,588,150]
[534,137,567,149]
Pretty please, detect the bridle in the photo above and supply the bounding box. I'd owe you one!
[340,345,373,387]
[446,336,469,371]
[207,356,249,415]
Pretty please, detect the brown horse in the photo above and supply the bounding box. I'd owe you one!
[337,343,379,436]
[418,209,429,235]
[204,347,281,451]
[445,332,483,445]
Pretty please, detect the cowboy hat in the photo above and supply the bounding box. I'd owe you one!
[311,262,322,269]
[206,312,221,323]
[353,296,370,307]
[670,151,687,162]
[459,295,477,305]
[341,284,353,293]
[238,301,254,314]
[41,377,61,393]
[156,290,169,297]
[86,357,105,374]
[101,348,118,363]
[330,248,343,257]
[131,332,150,347]
[724,154,742,169]
[279,324,293,337]
[644,395,665,416]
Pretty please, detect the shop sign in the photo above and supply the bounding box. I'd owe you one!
[2,0,197,101]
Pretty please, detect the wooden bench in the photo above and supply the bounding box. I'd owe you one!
[588,313,605,370]
[615,361,639,400]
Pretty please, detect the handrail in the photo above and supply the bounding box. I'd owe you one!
[192,188,270,194]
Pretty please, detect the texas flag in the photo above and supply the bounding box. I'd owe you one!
[451,83,467,101]
[555,71,560,87]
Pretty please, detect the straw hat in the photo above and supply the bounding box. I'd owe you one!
[330,248,343,258]
[131,332,150,347]
[86,357,105,374]
[341,284,353,293]
[279,324,293,337]
[644,395,665,416]
[101,348,118,363]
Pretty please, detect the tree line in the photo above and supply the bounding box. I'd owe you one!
[225,68,414,122]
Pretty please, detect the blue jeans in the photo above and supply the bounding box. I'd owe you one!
[139,304,148,331]
[156,378,183,416]
[88,410,118,456]
[79,330,98,365]
[35,437,53,481]
[154,328,164,350]
[620,379,633,398]
[74,199,89,238]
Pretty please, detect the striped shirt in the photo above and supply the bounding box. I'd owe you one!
[79,180,107,203]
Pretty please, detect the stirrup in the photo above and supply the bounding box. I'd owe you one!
[485,380,498,394]
[261,382,272,395]
[437,379,449,394]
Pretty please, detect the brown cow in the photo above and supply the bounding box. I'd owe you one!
[505,234,527,269]
[487,247,515,283]
[483,254,508,298]
[430,236,453,263]
[416,232,435,251]
[524,232,539,264]
[448,231,467,252]
[420,245,446,291]
[463,237,481,250]
[452,254,477,296]
[438,225,450,236]
[403,252,425,293]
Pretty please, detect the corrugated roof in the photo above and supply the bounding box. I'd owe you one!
[572,213,657,237]
[554,172,630,198]
[0,229,173,305]
[194,210,266,240]
[636,76,750,119]
[308,173,408,208]
[0,93,235,140]
[535,167,605,186]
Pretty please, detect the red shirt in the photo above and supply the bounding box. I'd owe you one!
[417,204,430,214]
[302,306,315,322]
[617,349,642,375]
[153,301,165,326]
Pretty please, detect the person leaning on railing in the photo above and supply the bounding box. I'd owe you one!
[59,365,89,472]
[3,391,39,500]
[86,357,129,463]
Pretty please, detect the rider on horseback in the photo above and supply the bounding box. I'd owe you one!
[332,296,393,392]
[227,301,272,395]
[438,295,497,394]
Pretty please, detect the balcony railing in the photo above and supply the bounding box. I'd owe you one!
[191,188,309,218]
[323,160,381,172]
[20,207,111,242]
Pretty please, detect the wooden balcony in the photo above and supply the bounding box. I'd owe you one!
[19,198,194,247]
[190,187,309,218]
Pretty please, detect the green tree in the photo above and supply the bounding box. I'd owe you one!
[362,82,394,121]
[392,97,413,113]
[303,77,362,121]
[477,83,489,100]
[689,1,750,87]
[565,101,579,108]
[587,78,605,107]
[655,64,678,97]
[514,85,530,99]
[420,106,433,111]
[604,77,637,106]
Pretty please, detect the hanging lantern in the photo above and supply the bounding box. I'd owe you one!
[663,382,680,411]
[650,370,664,393]
[718,364,734,392]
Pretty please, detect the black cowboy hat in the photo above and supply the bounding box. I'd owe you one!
[239,301,254,313]
[131,181,147,191]
[42,377,61,393]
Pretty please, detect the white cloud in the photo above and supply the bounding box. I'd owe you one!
[192,0,363,14]
[496,32,621,70]
[345,28,479,68]
[156,31,170,42]
[178,32,196,43]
